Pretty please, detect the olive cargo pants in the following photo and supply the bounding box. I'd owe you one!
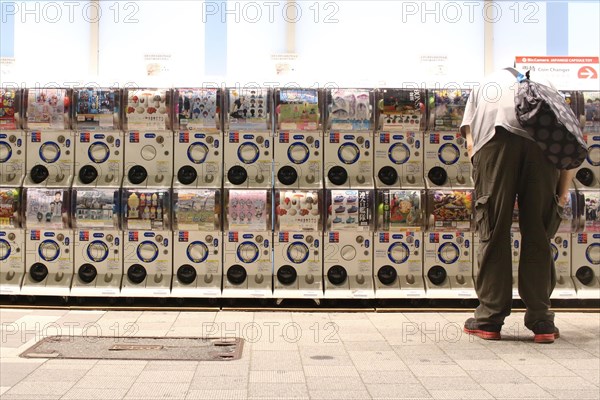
[473,128,562,329]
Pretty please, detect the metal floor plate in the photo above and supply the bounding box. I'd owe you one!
[20,336,243,361]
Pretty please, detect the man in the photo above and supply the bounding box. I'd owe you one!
[460,69,575,344]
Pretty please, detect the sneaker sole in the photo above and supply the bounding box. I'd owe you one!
[463,327,501,340]
[534,332,560,344]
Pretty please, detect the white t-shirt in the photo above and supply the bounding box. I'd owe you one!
[460,69,555,157]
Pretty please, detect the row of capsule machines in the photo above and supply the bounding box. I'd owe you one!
[0,86,598,300]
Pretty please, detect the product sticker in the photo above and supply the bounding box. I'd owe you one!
[74,89,118,129]
[584,192,600,232]
[26,89,67,130]
[174,189,219,231]
[228,88,269,129]
[0,188,19,228]
[558,191,576,233]
[277,89,319,130]
[73,189,117,229]
[124,190,168,230]
[378,190,422,230]
[583,91,600,133]
[176,88,220,131]
[328,190,373,231]
[125,89,170,130]
[25,188,68,229]
[430,190,472,230]
[430,89,470,131]
[379,89,426,131]
[227,190,268,231]
[329,89,371,130]
[0,88,18,130]
[276,191,320,231]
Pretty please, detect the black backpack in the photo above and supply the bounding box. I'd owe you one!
[506,68,588,170]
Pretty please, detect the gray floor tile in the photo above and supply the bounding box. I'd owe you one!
[348,350,402,362]
[417,376,483,390]
[454,359,515,371]
[555,358,600,370]
[355,361,410,371]
[193,364,250,377]
[251,358,303,371]
[468,369,531,384]
[143,361,199,371]
[305,376,367,391]
[309,390,372,399]
[409,364,468,377]
[392,345,447,356]
[429,389,494,399]
[0,394,62,400]
[366,383,431,399]
[189,375,248,389]
[124,382,189,399]
[73,375,137,389]
[85,363,147,376]
[573,369,600,385]
[61,387,130,400]
[303,366,360,377]
[529,375,599,390]
[549,389,600,399]
[185,389,248,400]
[359,370,419,384]
[343,341,393,352]
[398,353,457,366]
[247,383,308,399]
[249,370,304,383]
[512,363,577,377]
[18,368,88,382]
[36,360,98,370]
[480,383,553,399]
[3,380,75,396]
[135,370,195,382]
[0,362,40,386]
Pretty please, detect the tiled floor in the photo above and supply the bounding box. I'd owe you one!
[0,309,598,399]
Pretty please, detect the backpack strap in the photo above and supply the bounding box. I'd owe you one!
[505,67,529,82]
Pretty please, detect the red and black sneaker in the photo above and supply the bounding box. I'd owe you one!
[532,321,560,344]
[463,318,502,340]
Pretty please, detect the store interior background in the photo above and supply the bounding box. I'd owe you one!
[1,0,599,88]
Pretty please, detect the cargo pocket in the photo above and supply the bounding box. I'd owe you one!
[475,196,492,242]
[546,195,564,239]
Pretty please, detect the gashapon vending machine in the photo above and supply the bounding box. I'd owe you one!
[172,189,221,298]
[374,189,426,298]
[0,188,24,294]
[424,190,475,298]
[573,191,600,298]
[273,88,323,189]
[375,88,426,189]
[21,188,72,296]
[323,189,375,299]
[173,88,222,188]
[121,188,171,297]
[70,188,121,297]
[0,88,25,186]
[273,190,323,301]
[72,88,122,187]
[324,89,375,189]
[549,192,580,299]
[572,91,600,299]
[223,88,272,188]
[574,91,599,190]
[122,88,173,188]
[425,89,472,189]
[223,189,272,298]
[22,88,74,188]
